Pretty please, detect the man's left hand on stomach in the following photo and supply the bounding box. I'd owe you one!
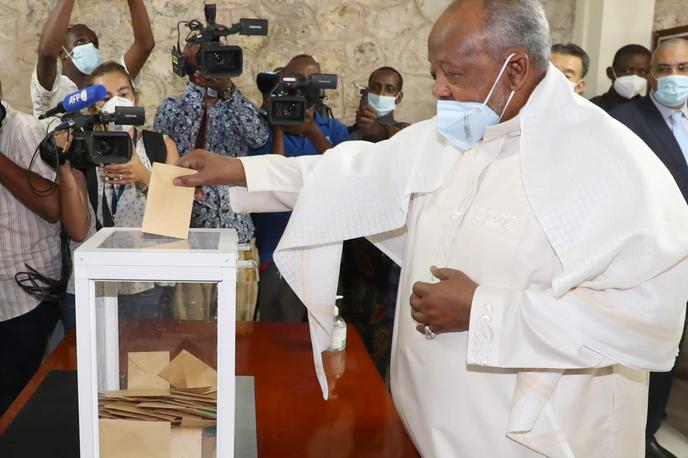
[410,266,478,336]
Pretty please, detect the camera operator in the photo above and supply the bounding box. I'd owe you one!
[249,54,349,322]
[0,82,62,415]
[56,61,180,333]
[32,0,155,120]
[349,66,409,142]
[154,41,268,240]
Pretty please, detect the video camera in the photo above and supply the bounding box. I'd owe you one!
[39,107,145,170]
[172,4,268,79]
[259,72,338,126]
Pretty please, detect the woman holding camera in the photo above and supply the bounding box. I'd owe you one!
[56,61,180,338]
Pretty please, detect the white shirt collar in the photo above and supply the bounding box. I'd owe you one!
[483,113,521,141]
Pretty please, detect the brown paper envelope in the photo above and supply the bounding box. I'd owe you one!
[99,419,170,458]
[101,409,165,422]
[158,350,217,389]
[171,427,203,458]
[141,163,197,239]
[137,401,181,409]
[128,351,170,390]
[102,401,178,422]
[179,417,217,428]
[172,387,213,394]
[101,388,171,399]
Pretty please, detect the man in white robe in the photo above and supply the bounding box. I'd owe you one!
[174,1,688,456]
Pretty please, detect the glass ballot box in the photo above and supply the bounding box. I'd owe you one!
[73,228,241,458]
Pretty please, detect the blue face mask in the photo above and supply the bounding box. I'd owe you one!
[654,75,688,107]
[436,53,516,150]
[63,43,102,75]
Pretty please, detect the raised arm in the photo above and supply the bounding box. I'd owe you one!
[36,0,75,91]
[122,0,155,80]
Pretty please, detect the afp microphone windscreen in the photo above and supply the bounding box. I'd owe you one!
[63,84,108,112]
[38,84,108,119]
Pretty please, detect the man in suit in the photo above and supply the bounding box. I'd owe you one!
[611,37,688,458]
[591,44,651,113]
[551,43,590,95]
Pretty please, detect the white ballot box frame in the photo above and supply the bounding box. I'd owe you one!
[73,228,238,458]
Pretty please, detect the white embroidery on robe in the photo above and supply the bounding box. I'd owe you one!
[473,207,518,233]
[472,303,494,365]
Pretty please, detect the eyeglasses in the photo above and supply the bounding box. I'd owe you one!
[651,63,688,77]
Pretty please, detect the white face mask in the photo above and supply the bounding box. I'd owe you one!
[612,72,647,99]
[101,96,135,130]
[568,81,579,92]
[367,93,397,117]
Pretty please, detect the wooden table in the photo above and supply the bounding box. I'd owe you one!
[0,322,419,457]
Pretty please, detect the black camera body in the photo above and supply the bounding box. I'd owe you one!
[262,73,337,126]
[39,107,145,169]
[172,4,267,79]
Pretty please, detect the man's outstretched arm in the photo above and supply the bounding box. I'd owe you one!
[175,149,247,188]
[175,148,322,212]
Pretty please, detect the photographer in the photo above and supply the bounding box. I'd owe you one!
[154,41,267,240]
[0,84,62,415]
[349,66,409,142]
[32,0,154,119]
[250,54,348,322]
[56,61,180,333]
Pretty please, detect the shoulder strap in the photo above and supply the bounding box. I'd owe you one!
[85,167,113,230]
[142,130,167,164]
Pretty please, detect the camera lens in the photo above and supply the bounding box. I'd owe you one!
[212,52,225,66]
[94,140,111,157]
[281,104,295,116]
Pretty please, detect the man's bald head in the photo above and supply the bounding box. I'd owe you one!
[651,38,688,67]
[441,0,551,70]
[285,54,321,80]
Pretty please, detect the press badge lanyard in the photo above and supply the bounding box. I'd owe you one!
[110,129,137,216]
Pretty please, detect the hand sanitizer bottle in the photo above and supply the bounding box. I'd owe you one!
[329,296,346,352]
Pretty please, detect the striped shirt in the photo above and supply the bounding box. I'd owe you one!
[0,103,61,320]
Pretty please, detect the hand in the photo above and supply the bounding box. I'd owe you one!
[356,106,386,141]
[174,148,245,188]
[410,266,478,336]
[190,71,233,94]
[100,150,150,186]
[283,109,318,137]
[53,129,73,151]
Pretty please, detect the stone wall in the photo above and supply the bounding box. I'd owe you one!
[0,0,576,125]
[654,0,688,33]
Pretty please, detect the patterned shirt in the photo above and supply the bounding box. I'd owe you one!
[0,102,62,320]
[154,83,269,242]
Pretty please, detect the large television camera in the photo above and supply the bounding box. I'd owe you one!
[259,72,337,126]
[172,4,268,79]
[39,107,145,170]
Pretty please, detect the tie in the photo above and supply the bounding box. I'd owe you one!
[669,111,688,165]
